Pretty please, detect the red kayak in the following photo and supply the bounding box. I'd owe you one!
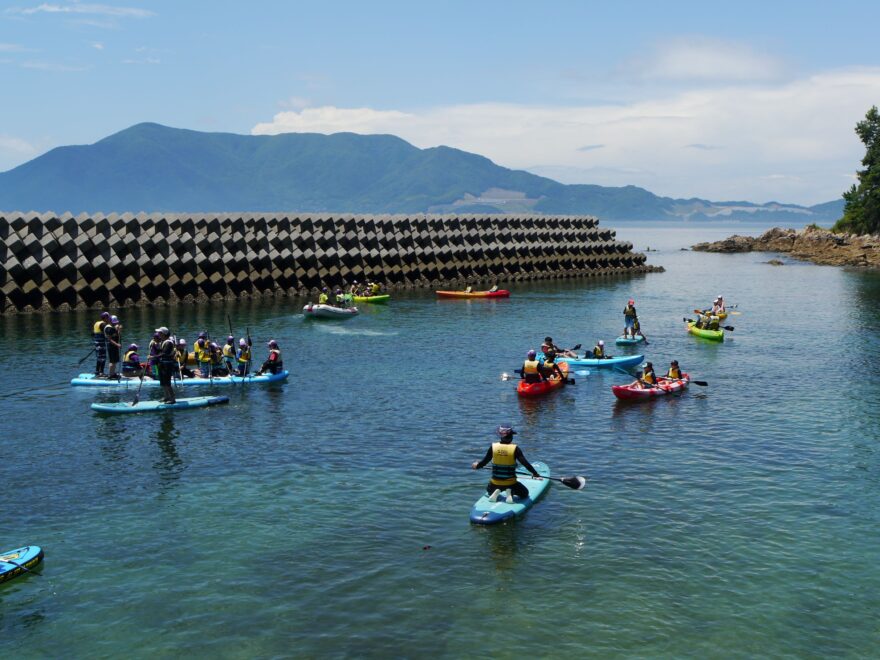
[611,374,689,401]
[517,362,569,397]
[436,290,510,299]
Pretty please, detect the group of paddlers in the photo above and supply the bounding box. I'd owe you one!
[693,295,727,330]
[89,312,285,384]
[314,280,384,307]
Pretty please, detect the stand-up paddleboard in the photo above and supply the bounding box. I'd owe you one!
[91,395,230,414]
[615,335,646,345]
[0,545,44,584]
[71,370,289,387]
[470,462,551,525]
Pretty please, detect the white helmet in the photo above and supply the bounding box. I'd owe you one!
[598,340,605,346]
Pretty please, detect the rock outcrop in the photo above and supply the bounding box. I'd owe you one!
[692,226,880,268]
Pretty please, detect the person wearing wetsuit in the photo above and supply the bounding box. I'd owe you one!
[472,425,541,501]
[156,327,177,404]
[104,314,122,380]
[92,311,110,376]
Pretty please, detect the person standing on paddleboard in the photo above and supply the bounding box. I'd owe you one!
[104,315,122,380]
[623,298,638,338]
[156,327,177,404]
[237,338,251,376]
[472,425,541,501]
[92,311,110,377]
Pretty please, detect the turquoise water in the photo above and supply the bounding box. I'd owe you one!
[2,222,880,657]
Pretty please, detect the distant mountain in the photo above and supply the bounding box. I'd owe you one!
[0,123,845,223]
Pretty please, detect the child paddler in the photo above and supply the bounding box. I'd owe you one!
[156,327,177,404]
[472,425,541,503]
[222,336,236,374]
[104,315,122,380]
[92,311,110,377]
[122,344,142,377]
[237,338,251,376]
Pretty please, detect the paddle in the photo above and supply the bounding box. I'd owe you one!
[132,355,148,405]
[246,326,253,377]
[77,347,96,366]
[2,557,39,576]
[502,368,575,385]
[516,470,587,490]
[683,317,735,331]
[226,314,240,382]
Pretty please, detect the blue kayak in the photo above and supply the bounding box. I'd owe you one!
[91,395,230,414]
[615,335,646,345]
[539,353,643,369]
[71,371,289,387]
[470,461,551,525]
[0,545,44,584]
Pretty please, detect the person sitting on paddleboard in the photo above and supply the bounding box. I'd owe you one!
[638,361,657,389]
[521,350,543,384]
[237,338,251,376]
[623,298,637,338]
[156,327,177,404]
[592,339,607,359]
[665,360,682,380]
[122,343,142,377]
[256,340,283,375]
[472,425,541,502]
[539,350,567,381]
[208,342,228,376]
[176,339,195,378]
[541,336,578,359]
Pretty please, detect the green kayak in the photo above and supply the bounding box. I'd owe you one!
[686,321,724,341]
[352,294,390,303]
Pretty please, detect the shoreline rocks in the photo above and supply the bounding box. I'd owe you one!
[692,226,880,268]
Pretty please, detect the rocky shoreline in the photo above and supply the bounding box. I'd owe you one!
[692,226,880,268]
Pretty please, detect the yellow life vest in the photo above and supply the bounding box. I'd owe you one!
[371,283,380,294]
[593,346,605,358]
[196,342,211,364]
[490,442,517,486]
[93,320,106,334]
[238,346,251,364]
[523,360,539,375]
[222,344,235,359]
[643,370,656,385]
[318,293,328,304]
[667,367,681,379]
[624,305,636,318]
[123,350,138,364]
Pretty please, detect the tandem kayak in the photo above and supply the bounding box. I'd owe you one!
[0,545,43,584]
[303,304,359,319]
[696,309,728,320]
[470,461,551,525]
[352,294,390,304]
[540,352,644,370]
[615,335,646,345]
[91,395,230,414]
[686,322,724,341]
[436,290,510,299]
[517,362,569,397]
[612,374,690,401]
[71,371,289,387]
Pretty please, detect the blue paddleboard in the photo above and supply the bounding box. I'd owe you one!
[91,395,230,414]
[71,370,289,387]
[470,461,551,525]
[0,545,43,584]
[615,335,646,345]
[540,353,643,369]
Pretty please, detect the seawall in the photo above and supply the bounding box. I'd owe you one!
[0,211,659,313]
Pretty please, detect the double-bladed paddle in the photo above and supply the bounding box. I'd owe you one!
[516,470,587,490]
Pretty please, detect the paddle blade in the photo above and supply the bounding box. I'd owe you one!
[692,380,709,386]
[571,343,582,351]
[574,369,591,376]
[560,476,587,490]
[723,326,735,331]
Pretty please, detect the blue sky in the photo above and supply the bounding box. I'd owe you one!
[2,1,879,204]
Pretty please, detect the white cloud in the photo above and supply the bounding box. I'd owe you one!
[9,3,153,18]
[0,43,27,52]
[621,36,785,82]
[91,41,103,50]
[0,135,38,171]
[122,57,159,65]
[251,67,880,204]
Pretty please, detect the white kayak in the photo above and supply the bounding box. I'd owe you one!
[303,303,359,319]
[92,395,230,414]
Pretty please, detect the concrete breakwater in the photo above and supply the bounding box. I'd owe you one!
[0,211,658,313]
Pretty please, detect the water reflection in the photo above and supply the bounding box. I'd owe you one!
[155,414,184,489]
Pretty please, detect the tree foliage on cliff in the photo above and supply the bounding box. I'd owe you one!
[835,106,880,234]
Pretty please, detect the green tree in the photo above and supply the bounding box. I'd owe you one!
[835,105,880,234]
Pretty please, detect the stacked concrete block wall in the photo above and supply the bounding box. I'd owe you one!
[0,211,657,313]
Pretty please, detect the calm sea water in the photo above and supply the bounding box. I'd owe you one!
[2,222,879,657]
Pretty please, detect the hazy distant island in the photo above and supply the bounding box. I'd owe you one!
[0,122,843,223]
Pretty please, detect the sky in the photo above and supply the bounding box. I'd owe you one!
[1,0,879,205]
